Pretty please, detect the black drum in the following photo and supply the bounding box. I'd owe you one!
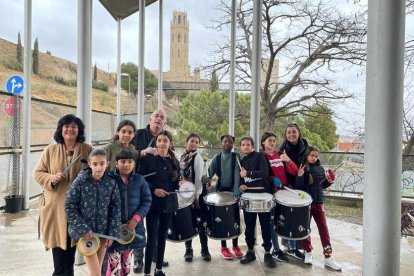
[167,191,198,242]
[203,192,241,240]
[273,189,312,240]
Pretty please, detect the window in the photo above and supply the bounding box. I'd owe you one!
[178,15,181,24]
[178,49,180,57]
[178,34,181,43]
[184,35,186,43]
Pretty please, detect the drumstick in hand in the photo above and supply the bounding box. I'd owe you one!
[284,186,305,199]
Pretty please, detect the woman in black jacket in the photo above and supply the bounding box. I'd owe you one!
[138,130,180,276]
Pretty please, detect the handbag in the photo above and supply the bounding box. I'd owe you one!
[164,193,178,213]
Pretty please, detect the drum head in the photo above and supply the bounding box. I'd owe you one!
[241,192,273,200]
[204,192,237,206]
[274,189,312,207]
[179,181,195,199]
[77,235,100,256]
[119,224,135,245]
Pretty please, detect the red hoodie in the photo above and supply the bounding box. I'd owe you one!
[262,151,298,186]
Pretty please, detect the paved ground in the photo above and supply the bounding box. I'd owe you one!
[0,199,413,276]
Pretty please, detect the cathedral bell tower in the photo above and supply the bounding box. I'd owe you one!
[170,11,190,78]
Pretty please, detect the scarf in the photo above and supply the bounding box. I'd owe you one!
[180,150,196,181]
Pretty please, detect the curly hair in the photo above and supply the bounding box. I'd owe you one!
[53,114,86,144]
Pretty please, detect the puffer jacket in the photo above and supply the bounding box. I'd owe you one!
[65,170,121,241]
[294,159,331,204]
[107,170,152,252]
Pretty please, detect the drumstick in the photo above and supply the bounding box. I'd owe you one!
[143,172,156,178]
[245,187,265,190]
[236,157,249,183]
[284,186,305,199]
[169,190,194,195]
[52,155,81,186]
[95,233,129,243]
[318,163,344,185]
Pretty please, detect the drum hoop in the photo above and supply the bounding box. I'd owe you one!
[77,234,100,256]
[203,191,237,206]
[241,192,273,200]
[274,190,312,206]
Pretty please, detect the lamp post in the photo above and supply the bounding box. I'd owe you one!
[121,73,131,113]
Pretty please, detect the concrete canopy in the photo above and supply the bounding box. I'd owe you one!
[99,0,157,20]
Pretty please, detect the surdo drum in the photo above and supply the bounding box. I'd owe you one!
[239,193,274,212]
[273,189,312,240]
[167,182,198,242]
[203,192,241,240]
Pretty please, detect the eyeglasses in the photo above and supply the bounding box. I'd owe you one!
[152,114,165,120]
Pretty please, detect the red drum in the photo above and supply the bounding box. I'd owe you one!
[167,191,198,242]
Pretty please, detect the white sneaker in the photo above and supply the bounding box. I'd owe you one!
[304,252,313,264]
[324,257,342,271]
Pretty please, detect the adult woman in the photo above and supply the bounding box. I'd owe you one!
[279,123,309,260]
[34,114,93,276]
[138,130,180,276]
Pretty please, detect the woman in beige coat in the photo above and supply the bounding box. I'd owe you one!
[34,114,92,276]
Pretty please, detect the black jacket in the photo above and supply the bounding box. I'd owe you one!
[138,154,180,214]
[240,151,271,193]
[294,159,331,204]
[279,138,309,186]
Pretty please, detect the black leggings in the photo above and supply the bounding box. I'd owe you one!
[144,211,172,274]
[243,210,272,251]
[51,234,76,276]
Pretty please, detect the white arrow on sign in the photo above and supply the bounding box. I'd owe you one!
[11,78,23,94]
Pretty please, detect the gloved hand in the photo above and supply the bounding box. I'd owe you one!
[272,177,282,188]
[233,189,241,197]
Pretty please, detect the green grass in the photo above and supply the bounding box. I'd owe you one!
[324,198,363,225]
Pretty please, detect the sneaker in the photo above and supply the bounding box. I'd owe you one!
[264,252,277,268]
[221,247,234,260]
[324,257,342,271]
[232,246,244,258]
[152,257,169,267]
[184,248,193,262]
[201,248,211,261]
[304,252,313,265]
[287,249,305,260]
[272,249,289,262]
[133,259,143,273]
[154,270,166,276]
[240,250,256,264]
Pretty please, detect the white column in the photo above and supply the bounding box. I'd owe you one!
[116,17,122,129]
[250,0,261,150]
[77,0,92,143]
[22,0,32,210]
[363,0,405,275]
[137,0,145,128]
[158,0,163,109]
[229,0,237,136]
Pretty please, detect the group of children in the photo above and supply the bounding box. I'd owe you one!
[63,119,342,276]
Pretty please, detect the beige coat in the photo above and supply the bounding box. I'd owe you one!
[34,143,93,250]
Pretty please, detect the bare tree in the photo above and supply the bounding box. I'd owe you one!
[205,0,366,130]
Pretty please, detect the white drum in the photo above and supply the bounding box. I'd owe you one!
[239,192,274,212]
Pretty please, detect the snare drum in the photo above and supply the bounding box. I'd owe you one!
[273,189,312,240]
[239,193,274,212]
[167,189,198,242]
[203,192,241,240]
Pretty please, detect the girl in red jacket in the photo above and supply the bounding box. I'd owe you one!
[261,132,299,262]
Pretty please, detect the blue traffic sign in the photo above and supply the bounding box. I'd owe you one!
[5,75,24,94]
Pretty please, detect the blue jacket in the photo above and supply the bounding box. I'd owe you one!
[107,170,152,252]
[65,170,121,241]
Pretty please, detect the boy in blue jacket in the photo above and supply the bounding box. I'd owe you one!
[106,150,152,275]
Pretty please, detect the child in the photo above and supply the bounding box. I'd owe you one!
[295,145,342,271]
[261,132,298,262]
[139,130,180,276]
[238,136,276,268]
[208,134,243,260]
[103,120,138,171]
[180,133,211,262]
[65,149,121,276]
[106,150,152,275]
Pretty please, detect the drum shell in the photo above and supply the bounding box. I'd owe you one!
[203,192,241,240]
[167,203,198,242]
[273,189,312,240]
[240,193,274,213]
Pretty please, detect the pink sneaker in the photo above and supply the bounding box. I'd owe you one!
[221,247,233,260]
[232,246,244,258]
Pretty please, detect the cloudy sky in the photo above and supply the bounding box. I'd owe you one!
[1,0,411,138]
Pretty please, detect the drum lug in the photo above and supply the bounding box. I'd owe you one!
[203,222,207,228]
[298,225,305,232]
[197,217,201,222]
[226,206,228,211]
[234,223,239,229]
[179,234,181,240]
[215,217,222,223]
[167,229,172,235]
[290,232,292,238]
[227,232,230,237]
[290,207,293,213]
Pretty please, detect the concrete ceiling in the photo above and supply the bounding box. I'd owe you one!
[99,0,158,20]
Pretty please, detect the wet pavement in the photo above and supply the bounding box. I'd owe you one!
[0,199,413,276]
